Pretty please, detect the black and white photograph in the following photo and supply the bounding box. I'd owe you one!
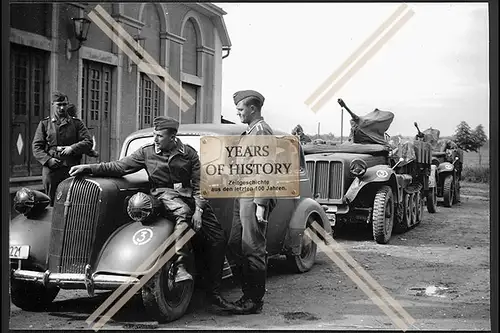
[5,1,495,331]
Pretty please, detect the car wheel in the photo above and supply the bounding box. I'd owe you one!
[287,217,318,273]
[415,190,424,224]
[142,261,194,323]
[426,187,437,213]
[372,186,394,244]
[10,279,59,311]
[443,175,454,207]
[402,193,411,230]
[410,193,418,226]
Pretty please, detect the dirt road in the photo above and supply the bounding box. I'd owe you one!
[9,182,491,330]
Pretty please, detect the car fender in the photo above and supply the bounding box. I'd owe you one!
[344,165,399,203]
[437,162,455,174]
[283,198,332,255]
[94,217,176,275]
[9,208,53,271]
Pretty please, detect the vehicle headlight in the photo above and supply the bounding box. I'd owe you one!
[349,159,367,177]
[13,188,50,215]
[127,192,162,223]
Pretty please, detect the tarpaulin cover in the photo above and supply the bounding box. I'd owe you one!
[423,128,441,149]
[393,139,432,166]
[303,142,391,155]
[349,109,394,146]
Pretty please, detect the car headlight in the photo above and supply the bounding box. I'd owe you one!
[13,188,51,215]
[349,159,367,177]
[127,192,162,223]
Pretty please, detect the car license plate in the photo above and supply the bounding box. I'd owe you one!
[9,245,29,259]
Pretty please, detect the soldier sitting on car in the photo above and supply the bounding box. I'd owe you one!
[69,116,239,312]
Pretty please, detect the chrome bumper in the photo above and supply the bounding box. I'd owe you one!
[11,264,140,297]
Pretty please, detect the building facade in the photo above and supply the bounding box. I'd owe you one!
[9,2,231,192]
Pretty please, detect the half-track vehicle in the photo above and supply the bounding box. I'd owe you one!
[9,123,331,323]
[304,99,435,244]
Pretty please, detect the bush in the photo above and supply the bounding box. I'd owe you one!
[462,165,490,183]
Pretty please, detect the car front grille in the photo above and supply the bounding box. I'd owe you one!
[49,178,102,274]
[306,160,343,200]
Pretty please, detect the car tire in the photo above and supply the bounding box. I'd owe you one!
[416,190,424,224]
[402,193,411,230]
[410,193,418,226]
[142,261,194,323]
[426,187,437,213]
[287,217,318,273]
[443,175,454,207]
[10,279,59,311]
[372,186,394,244]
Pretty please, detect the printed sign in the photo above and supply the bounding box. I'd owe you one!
[200,135,300,198]
[132,228,154,246]
[376,170,389,178]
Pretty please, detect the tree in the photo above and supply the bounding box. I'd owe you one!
[472,124,488,148]
[453,121,488,153]
[472,124,488,165]
[453,121,476,152]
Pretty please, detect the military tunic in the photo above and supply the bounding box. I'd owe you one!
[32,116,93,205]
[228,116,277,303]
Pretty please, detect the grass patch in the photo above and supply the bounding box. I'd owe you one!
[462,165,490,183]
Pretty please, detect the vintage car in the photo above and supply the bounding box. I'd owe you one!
[303,100,435,244]
[9,123,331,323]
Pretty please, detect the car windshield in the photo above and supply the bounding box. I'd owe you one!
[125,135,201,156]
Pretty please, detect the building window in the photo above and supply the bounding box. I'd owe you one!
[138,73,162,129]
[181,18,201,124]
[181,83,198,124]
[10,44,48,178]
[182,20,198,76]
[81,60,113,162]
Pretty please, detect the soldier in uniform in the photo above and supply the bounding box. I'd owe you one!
[32,91,93,206]
[65,104,100,158]
[68,116,238,312]
[291,124,312,145]
[228,90,277,314]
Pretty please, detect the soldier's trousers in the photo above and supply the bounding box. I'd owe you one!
[42,166,71,206]
[159,194,227,297]
[228,198,271,302]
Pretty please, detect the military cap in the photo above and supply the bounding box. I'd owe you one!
[52,91,68,103]
[233,90,265,105]
[153,116,179,131]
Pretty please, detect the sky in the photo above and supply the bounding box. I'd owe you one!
[214,3,490,137]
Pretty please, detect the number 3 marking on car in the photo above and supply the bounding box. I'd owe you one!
[132,228,154,246]
[376,170,388,178]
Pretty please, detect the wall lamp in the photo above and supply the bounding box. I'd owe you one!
[66,17,91,60]
[128,35,146,73]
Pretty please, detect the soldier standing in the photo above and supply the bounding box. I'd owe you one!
[68,116,238,312]
[228,90,277,314]
[32,91,93,205]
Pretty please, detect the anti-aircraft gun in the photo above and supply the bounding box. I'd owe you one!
[391,123,438,227]
[420,126,463,207]
[302,99,433,244]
